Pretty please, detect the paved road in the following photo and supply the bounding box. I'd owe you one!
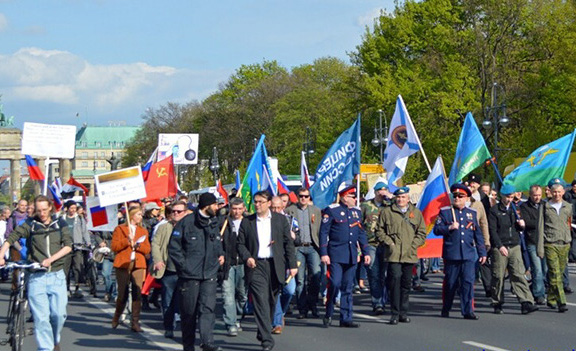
[1,265,576,351]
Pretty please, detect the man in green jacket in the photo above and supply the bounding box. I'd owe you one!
[538,178,573,312]
[376,187,426,325]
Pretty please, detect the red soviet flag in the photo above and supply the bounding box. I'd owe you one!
[143,155,177,202]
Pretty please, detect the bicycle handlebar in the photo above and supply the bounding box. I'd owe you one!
[2,262,47,271]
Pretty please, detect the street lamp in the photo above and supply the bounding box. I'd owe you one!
[371,109,389,164]
[209,146,220,182]
[482,82,509,185]
[302,126,315,165]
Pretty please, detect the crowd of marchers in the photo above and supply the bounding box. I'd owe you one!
[0,173,574,351]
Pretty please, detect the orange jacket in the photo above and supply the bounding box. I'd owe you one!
[111,224,151,269]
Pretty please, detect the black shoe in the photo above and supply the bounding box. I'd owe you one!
[440,310,449,318]
[389,316,398,325]
[485,291,492,298]
[463,313,479,320]
[493,305,503,314]
[311,309,320,318]
[322,316,332,328]
[412,285,425,292]
[201,344,222,351]
[547,302,557,309]
[399,316,410,323]
[164,330,174,338]
[558,304,568,313]
[521,302,539,315]
[564,287,574,294]
[339,321,360,328]
[359,286,370,293]
[373,306,384,315]
[420,276,429,281]
[535,297,546,305]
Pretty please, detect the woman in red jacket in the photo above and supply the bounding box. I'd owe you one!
[111,206,151,332]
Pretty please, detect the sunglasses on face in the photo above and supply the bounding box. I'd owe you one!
[452,194,467,199]
[172,210,185,214]
[299,195,310,198]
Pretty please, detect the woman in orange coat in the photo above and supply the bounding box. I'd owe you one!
[111,206,151,332]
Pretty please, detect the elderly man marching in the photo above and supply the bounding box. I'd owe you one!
[376,186,426,325]
[435,184,487,320]
[538,178,573,312]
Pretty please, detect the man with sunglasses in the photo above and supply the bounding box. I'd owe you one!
[320,182,370,328]
[285,187,322,319]
[435,184,487,320]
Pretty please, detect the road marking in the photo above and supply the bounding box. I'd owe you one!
[463,341,511,351]
[565,302,576,307]
[85,298,181,350]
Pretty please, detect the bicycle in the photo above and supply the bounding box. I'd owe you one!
[72,244,98,297]
[1,262,46,351]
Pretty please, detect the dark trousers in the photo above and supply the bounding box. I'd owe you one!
[478,254,492,295]
[178,278,217,351]
[249,259,280,349]
[442,259,475,315]
[387,262,413,317]
[325,262,356,322]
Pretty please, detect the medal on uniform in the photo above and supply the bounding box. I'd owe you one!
[466,213,473,220]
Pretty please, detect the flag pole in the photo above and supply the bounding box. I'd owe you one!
[438,156,457,223]
[42,157,50,196]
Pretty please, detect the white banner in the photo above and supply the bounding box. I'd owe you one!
[21,122,77,159]
[85,196,118,231]
[94,166,147,207]
[158,133,199,165]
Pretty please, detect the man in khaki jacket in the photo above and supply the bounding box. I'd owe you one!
[376,187,426,325]
[538,178,573,312]
[151,201,188,338]
[468,186,491,297]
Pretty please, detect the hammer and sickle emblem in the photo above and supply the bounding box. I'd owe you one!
[156,167,168,177]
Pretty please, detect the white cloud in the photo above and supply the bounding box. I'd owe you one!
[357,7,386,28]
[0,47,230,125]
[0,13,8,32]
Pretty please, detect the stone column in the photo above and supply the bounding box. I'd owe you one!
[59,159,72,183]
[10,158,21,202]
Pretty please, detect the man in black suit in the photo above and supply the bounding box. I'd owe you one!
[237,191,298,351]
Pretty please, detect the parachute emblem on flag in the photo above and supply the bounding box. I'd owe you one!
[527,147,558,167]
[391,125,408,148]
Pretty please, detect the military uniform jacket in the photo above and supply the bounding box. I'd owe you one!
[360,199,389,246]
[375,203,426,264]
[319,203,369,264]
[435,206,486,261]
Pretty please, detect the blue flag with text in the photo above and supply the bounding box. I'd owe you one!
[310,117,361,210]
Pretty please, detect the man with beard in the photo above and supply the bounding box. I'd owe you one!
[169,193,225,351]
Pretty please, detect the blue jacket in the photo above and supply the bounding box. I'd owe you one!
[435,206,486,261]
[319,202,369,264]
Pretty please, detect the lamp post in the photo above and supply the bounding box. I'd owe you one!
[209,146,220,182]
[371,109,389,164]
[482,82,510,186]
[302,126,315,165]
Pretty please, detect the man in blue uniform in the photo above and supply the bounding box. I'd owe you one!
[320,182,370,328]
[435,184,487,320]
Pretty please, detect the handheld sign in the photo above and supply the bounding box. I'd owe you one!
[95,166,147,207]
[22,122,76,159]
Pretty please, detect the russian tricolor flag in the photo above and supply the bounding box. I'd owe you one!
[25,155,45,181]
[142,147,158,182]
[301,151,311,189]
[416,156,451,258]
[277,177,290,195]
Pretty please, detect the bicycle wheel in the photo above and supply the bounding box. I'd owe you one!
[5,291,16,334]
[10,300,25,351]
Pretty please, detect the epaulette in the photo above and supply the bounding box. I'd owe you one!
[467,207,477,212]
[440,206,452,211]
[328,204,340,209]
[351,206,361,210]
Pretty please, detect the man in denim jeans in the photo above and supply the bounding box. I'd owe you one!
[520,185,547,305]
[0,195,73,351]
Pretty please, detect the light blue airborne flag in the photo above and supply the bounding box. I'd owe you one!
[383,95,425,191]
[503,130,576,192]
[448,112,492,185]
[309,117,361,210]
[239,135,275,212]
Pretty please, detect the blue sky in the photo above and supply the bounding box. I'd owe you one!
[0,0,397,130]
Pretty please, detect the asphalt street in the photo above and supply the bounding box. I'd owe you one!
[1,265,575,351]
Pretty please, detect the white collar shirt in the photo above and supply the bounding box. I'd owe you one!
[256,210,273,259]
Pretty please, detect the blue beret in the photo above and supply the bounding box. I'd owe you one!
[548,178,567,188]
[450,183,471,197]
[393,186,410,196]
[500,184,515,195]
[374,181,388,191]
